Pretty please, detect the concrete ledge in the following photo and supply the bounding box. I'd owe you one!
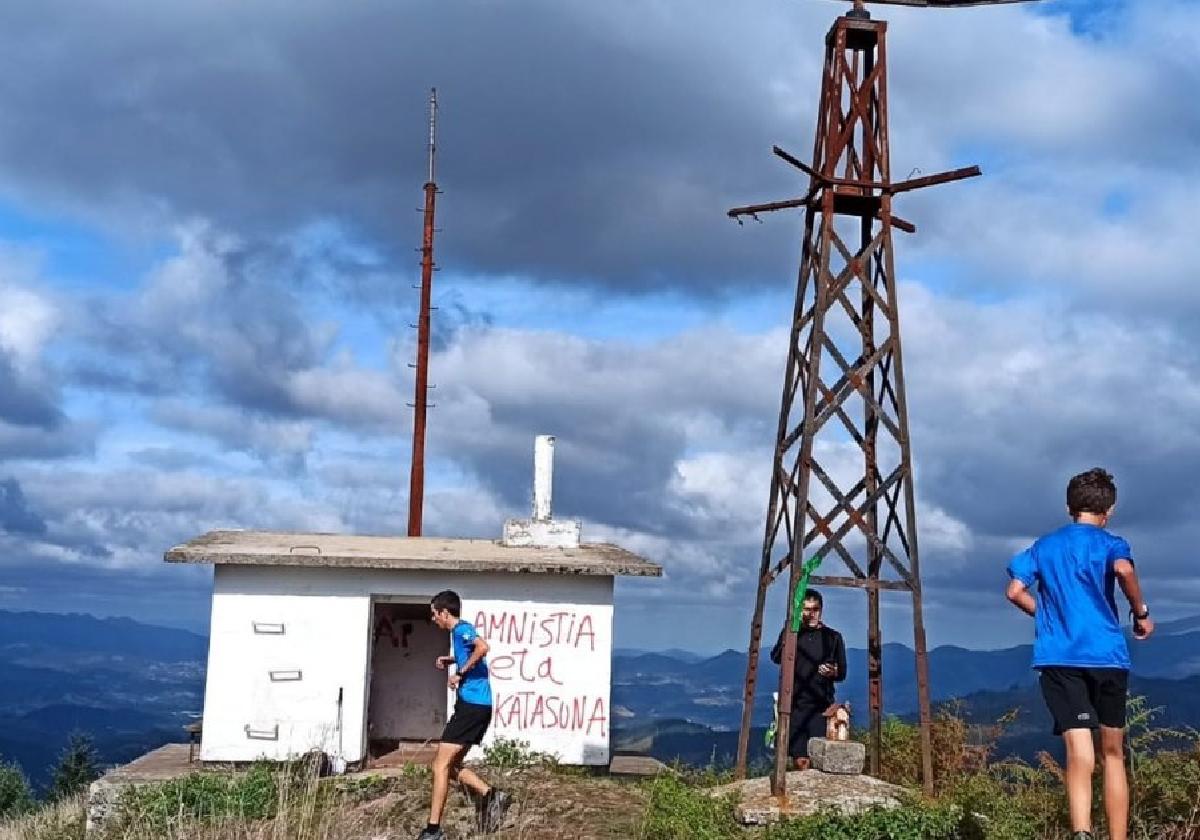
[608,754,668,776]
[165,530,661,577]
[87,744,210,833]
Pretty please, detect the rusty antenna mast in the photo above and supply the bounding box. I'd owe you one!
[730,0,1040,800]
[407,87,439,537]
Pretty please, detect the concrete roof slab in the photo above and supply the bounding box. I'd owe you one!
[164,530,663,577]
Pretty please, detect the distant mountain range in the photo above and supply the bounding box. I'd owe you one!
[0,611,205,791]
[610,615,1200,766]
[2,609,1198,786]
[613,613,1200,730]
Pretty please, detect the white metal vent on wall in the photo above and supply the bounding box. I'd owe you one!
[244,723,280,741]
[252,621,285,635]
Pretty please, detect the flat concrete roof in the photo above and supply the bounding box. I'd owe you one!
[165,530,662,577]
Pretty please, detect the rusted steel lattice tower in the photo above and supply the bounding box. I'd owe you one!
[408,88,439,537]
[729,0,1034,797]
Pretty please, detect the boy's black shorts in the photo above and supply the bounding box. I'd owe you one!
[441,698,493,746]
[1038,667,1128,735]
[788,705,828,759]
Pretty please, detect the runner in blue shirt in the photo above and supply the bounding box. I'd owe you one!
[1006,468,1154,840]
[421,590,512,840]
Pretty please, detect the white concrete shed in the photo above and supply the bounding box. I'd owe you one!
[166,439,661,769]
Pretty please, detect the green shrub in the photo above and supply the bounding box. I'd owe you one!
[482,737,554,770]
[638,773,739,840]
[666,754,737,789]
[400,762,431,783]
[47,734,100,803]
[115,763,280,831]
[1129,746,1200,839]
[0,759,34,819]
[943,764,1063,840]
[869,704,981,793]
[766,801,963,840]
[0,795,84,840]
[332,773,396,803]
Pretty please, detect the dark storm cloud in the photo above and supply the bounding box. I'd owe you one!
[900,286,1200,543]
[0,419,95,461]
[2,0,1198,648]
[427,325,779,535]
[86,231,326,415]
[460,415,691,536]
[0,348,61,428]
[127,447,219,471]
[72,226,408,451]
[0,477,46,535]
[1,0,1195,304]
[0,555,212,632]
[0,288,86,461]
[0,0,819,294]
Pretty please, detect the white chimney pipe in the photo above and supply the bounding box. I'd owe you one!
[533,435,554,521]
[501,435,579,548]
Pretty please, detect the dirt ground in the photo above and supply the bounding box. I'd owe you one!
[348,766,648,840]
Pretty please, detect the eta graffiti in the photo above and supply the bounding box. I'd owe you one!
[490,648,564,685]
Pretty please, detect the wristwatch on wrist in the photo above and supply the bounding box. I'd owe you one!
[1131,605,1150,621]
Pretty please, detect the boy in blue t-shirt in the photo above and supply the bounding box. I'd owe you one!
[1006,468,1154,840]
[421,590,511,840]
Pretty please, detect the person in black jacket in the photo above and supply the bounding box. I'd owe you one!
[770,589,847,769]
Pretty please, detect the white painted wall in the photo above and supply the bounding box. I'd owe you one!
[200,565,614,766]
[467,596,613,765]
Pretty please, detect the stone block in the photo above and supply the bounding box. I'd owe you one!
[808,738,865,775]
[86,779,120,834]
[738,801,781,826]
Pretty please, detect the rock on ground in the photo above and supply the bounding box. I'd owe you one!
[707,769,910,826]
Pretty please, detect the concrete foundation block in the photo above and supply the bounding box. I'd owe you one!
[501,518,581,548]
[808,738,866,775]
[707,769,907,825]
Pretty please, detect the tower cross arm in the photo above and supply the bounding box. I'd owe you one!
[727,192,918,232]
[727,194,815,220]
[726,156,976,226]
[889,165,981,193]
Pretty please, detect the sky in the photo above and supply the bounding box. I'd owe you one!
[1,0,1198,655]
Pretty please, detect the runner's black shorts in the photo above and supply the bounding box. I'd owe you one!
[1038,667,1128,735]
[788,705,828,758]
[442,698,493,746]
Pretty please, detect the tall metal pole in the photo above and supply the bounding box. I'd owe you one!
[407,88,438,537]
[858,37,886,778]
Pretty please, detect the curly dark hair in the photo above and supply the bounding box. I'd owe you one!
[1067,467,1116,517]
[430,590,462,617]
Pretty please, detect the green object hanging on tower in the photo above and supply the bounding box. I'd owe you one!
[790,555,823,632]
